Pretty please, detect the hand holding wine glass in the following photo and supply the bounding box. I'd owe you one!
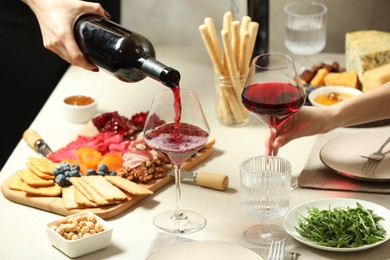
[143,88,210,234]
[241,53,305,189]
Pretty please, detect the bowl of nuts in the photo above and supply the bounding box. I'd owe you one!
[46,212,112,258]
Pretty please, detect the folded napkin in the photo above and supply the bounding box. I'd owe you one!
[299,131,390,194]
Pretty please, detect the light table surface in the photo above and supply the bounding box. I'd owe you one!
[1,46,389,259]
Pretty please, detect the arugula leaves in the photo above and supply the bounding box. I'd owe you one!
[295,202,387,248]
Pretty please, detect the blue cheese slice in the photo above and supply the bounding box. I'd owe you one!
[345,30,390,82]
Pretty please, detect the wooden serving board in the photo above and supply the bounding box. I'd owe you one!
[1,121,214,219]
[1,173,174,219]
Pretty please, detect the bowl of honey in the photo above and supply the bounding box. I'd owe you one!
[61,93,97,123]
[308,86,362,107]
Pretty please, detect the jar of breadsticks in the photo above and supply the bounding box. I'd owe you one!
[214,74,249,126]
[199,11,259,126]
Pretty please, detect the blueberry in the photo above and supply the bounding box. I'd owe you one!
[98,164,109,173]
[71,164,80,171]
[65,176,72,186]
[64,170,71,177]
[86,169,97,176]
[108,171,116,176]
[70,169,80,177]
[55,174,66,186]
[60,162,70,168]
[53,167,62,176]
[97,171,105,176]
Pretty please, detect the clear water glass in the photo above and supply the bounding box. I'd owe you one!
[284,1,327,70]
[240,155,291,245]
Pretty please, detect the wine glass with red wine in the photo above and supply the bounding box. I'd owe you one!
[143,88,210,234]
[241,53,305,189]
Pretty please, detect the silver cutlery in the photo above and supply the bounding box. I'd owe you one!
[290,251,301,260]
[23,129,53,157]
[360,136,390,161]
[361,136,390,174]
[267,240,285,260]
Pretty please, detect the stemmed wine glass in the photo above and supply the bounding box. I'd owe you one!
[284,1,327,72]
[240,155,291,245]
[143,88,210,234]
[241,53,306,189]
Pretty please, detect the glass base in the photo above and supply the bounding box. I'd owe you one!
[291,176,299,190]
[153,209,207,234]
[245,224,288,245]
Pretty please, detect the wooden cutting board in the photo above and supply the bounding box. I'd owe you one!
[1,121,214,219]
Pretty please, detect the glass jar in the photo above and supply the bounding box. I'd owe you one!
[214,74,249,126]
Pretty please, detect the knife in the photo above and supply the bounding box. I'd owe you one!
[169,170,229,191]
[23,129,53,157]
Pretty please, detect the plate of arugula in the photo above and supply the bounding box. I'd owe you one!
[284,198,390,252]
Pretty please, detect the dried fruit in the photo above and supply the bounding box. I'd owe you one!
[92,111,148,139]
[130,111,148,129]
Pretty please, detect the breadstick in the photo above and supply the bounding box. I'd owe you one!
[222,12,233,73]
[239,31,250,76]
[246,21,259,66]
[199,24,223,74]
[240,16,251,32]
[204,17,223,73]
[221,29,243,98]
[231,21,241,68]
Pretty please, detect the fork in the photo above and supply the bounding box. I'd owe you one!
[360,136,390,161]
[267,240,285,260]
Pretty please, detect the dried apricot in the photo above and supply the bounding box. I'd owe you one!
[99,152,124,172]
[75,147,102,170]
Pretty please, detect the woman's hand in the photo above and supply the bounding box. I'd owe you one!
[22,0,111,71]
[265,106,332,155]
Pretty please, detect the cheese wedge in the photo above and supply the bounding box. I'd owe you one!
[362,63,390,92]
[345,30,390,82]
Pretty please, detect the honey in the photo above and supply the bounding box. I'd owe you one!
[64,95,94,106]
[314,92,353,106]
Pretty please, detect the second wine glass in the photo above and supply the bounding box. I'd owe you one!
[143,88,210,234]
[241,53,305,189]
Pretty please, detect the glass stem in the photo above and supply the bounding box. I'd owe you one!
[269,126,278,156]
[174,164,184,218]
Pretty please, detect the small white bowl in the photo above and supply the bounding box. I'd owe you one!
[61,93,97,123]
[308,86,362,107]
[46,212,113,258]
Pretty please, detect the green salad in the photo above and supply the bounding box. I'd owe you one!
[295,202,387,248]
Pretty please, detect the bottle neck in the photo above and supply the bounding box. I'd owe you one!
[141,58,181,88]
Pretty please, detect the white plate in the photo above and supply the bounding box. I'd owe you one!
[320,131,390,181]
[147,241,263,260]
[308,86,362,107]
[284,198,390,252]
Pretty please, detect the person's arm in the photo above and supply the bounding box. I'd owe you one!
[21,0,111,71]
[267,81,390,155]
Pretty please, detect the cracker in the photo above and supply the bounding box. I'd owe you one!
[26,161,55,180]
[62,186,97,209]
[81,176,127,202]
[16,168,54,186]
[8,176,25,191]
[28,157,56,174]
[70,177,112,206]
[73,185,98,208]
[105,175,153,195]
[62,186,79,209]
[21,181,62,197]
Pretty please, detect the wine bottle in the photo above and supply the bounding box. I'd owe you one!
[74,15,180,88]
[247,0,269,59]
